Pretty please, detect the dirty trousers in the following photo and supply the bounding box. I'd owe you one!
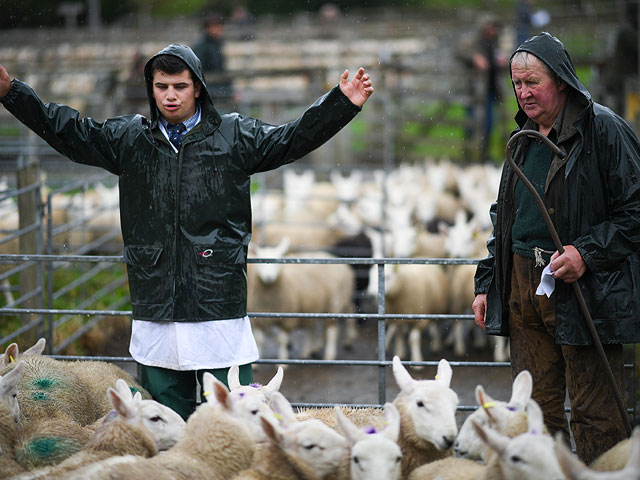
[508,253,627,464]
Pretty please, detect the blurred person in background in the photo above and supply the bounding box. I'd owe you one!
[191,12,233,110]
[0,44,374,420]
[472,32,640,464]
[455,13,508,162]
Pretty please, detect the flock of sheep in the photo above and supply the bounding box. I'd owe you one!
[0,338,637,480]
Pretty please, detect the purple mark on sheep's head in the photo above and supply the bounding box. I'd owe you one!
[250,383,261,388]
[364,427,378,435]
[239,392,245,398]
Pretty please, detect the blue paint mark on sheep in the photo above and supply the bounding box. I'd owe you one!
[24,436,83,462]
[31,391,49,401]
[33,377,57,390]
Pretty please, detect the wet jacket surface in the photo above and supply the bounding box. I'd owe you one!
[474,32,640,345]
[1,43,361,322]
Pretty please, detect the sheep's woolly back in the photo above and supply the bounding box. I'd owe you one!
[0,401,25,479]
[13,416,92,470]
[407,456,486,480]
[11,417,158,480]
[295,406,385,431]
[68,399,255,480]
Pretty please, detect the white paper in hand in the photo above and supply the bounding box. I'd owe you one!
[536,263,555,297]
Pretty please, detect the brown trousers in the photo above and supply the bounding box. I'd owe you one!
[508,253,628,464]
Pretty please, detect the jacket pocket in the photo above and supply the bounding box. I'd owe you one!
[191,244,245,303]
[124,245,166,305]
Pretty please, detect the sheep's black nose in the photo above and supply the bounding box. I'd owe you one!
[443,436,455,449]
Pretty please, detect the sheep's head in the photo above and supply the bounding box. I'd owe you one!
[252,237,290,284]
[0,360,24,423]
[454,370,532,460]
[473,400,565,480]
[335,402,402,480]
[392,356,458,451]
[263,391,349,479]
[107,378,186,451]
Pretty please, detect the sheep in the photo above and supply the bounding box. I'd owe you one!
[0,339,151,427]
[1,338,45,369]
[391,356,458,478]
[334,402,403,480]
[407,399,565,480]
[454,370,532,461]
[66,372,256,480]
[0,361,26,479]
[233,390,351,480]
[588,426,638,473]
[368,263,448,366]
[225,364,284,443]
[556,427,640,480]
[295,405,386,431]
[9,378,184,479]
[247,236,354,363]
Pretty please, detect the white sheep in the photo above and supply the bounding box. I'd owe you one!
[391,355,458,478]
[408,399,565,480]
[368,264,448,365]
[556,427,640,480]
[225,364,283,443]
[66,372,256,480]
[0,360,24,423]
[454,370,532,461]
[334,402,403,480]
[1,338,45,369]
[247,237,354,363]
[233,390,350,480]
[10,378,185,480]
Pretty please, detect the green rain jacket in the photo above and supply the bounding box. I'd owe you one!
[1,43,361,322]
[473,32,640,345]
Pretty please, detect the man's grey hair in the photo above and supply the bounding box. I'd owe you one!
[511,51,563,86]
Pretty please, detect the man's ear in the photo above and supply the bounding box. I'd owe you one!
[195,81,202,99]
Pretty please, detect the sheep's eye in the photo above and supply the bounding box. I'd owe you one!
[303,444,316,450]
[353,456,360,464]
[396,455,402,463]
[149,416,162,423]
[510,455,523,463]
[251,409,259,415]
[417,401,424,407]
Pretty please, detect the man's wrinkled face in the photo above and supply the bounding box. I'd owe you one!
[152,69,201,124]
[511,54,567,130]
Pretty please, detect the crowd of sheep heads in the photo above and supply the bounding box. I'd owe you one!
[0,338,638,479]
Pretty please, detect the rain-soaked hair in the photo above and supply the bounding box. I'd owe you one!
[510,51,563,86]
[150,54,198,86]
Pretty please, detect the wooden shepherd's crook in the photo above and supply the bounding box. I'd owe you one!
[506,129,632,436]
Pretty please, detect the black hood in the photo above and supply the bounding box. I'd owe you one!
[510,32,592,124]
[143,43,218,126]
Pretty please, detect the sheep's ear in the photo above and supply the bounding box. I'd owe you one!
[477,387,497,424]
[133,391,142,403]
[510,370,532,408]
[114,379,134,401]
[525,400,544,435]
[435,359,453,387]
[108,386,136,419]
[334,406,363,445]
[269,391,297,426]
[263,366,284,396]
[261,415,283,445]
[202,372,228,405]
[2,343,19,367]
[277,236,290,256]
[227,365,241,391]
[473,419,508,457]
[554,432,587,478]
[24,338,46,356]
[382,402,401,443]
[392,356,414,391]
[1,361,24,392]
[213,381,233,410]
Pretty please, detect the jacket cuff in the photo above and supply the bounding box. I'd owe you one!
[331,84,362,113]
[0,79,20,106]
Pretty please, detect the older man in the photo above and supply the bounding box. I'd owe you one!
[473,32,640,463]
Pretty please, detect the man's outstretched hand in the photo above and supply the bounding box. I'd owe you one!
[0,64,11,98]
[339,67,374,107]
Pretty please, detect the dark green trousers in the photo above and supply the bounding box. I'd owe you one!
[139,363,254,421]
